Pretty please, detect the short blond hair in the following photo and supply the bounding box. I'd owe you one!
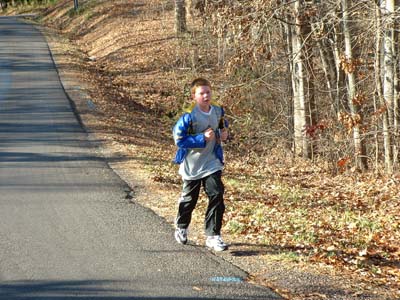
[190,77,211,95]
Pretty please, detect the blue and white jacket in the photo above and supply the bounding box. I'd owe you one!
[172,104,227,164]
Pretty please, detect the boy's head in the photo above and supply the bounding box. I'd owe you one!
[190,77,211,95]
[190,78,212,112]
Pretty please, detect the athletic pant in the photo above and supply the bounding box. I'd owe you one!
[176,171,225,236]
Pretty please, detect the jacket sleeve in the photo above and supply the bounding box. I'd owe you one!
[173,113,206,149]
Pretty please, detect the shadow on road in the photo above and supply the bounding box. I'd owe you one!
[0,279,267,300]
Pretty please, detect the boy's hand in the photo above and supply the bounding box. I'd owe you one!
[220,128,228,142]
[204,128,215,142]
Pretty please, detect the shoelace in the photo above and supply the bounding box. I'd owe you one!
[217,238,226,245]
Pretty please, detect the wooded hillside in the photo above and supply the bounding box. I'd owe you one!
[174,0,400,175]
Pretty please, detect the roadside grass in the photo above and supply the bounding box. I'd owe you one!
[1,0,55,15]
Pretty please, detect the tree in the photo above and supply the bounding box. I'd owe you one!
[341,0,367,170]
[175,0,187,34]
[290,0,315,158]
[375,0,393,173]
[381,0,399,171]
[0,1,7,9]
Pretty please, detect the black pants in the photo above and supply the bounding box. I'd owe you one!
[176,171,225,236]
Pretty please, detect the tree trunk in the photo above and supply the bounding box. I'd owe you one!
[341,0,367,171]
[217,11,226,67]
[317,36,336,108]
[390,0,399,168]
[375,1,393,173]
[383,0,395,127]
[316,21,344,116]
[381,0,399,171]
[282,18,295,153]
[331,25,346,112]
[175,0,187,34]
[291,0,316,159]
[291,1,310,158]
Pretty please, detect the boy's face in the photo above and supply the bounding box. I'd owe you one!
[193,85,212,112]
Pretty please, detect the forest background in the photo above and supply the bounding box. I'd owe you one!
[1,0,400,299]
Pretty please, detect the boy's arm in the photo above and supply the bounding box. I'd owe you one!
[219,106,229,128]
[173,113,206,148]
[219,106,229,142]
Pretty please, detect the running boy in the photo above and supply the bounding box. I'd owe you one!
[172,78,229,251]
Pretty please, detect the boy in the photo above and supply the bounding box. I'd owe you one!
[172,77,229,251]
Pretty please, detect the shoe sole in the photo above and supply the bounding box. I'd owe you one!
[206,244,228,251]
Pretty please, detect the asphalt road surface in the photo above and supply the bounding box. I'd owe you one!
[0,16,281,300]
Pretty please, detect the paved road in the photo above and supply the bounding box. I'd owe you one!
[0,16,281,300]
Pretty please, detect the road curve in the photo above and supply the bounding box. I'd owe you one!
[0,16,281,300]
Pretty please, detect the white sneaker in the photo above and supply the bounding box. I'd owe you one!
[175,228,188,245]
[206,235,228,251]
